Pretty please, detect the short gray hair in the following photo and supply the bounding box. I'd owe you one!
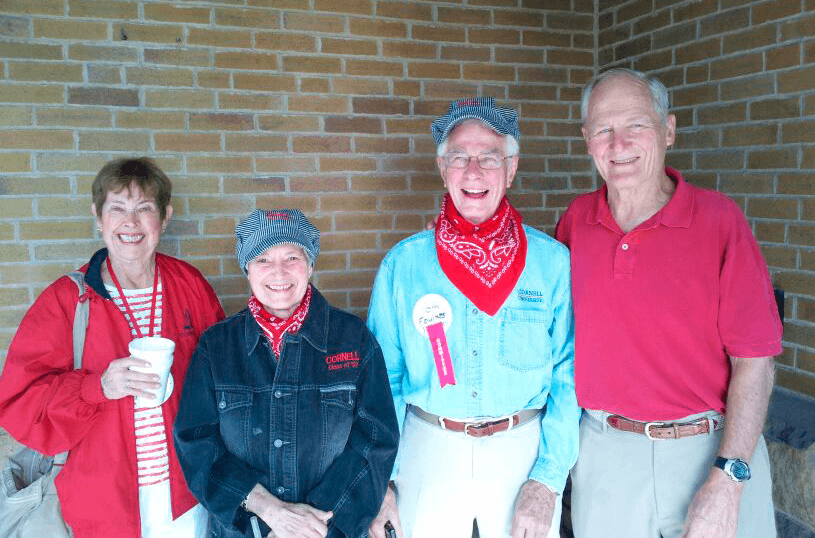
[436,119,520,158]
[580,68,670,125]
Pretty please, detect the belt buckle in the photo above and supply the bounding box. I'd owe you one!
[644,421,666,441]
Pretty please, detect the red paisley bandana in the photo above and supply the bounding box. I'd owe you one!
[435,194,527,316]
[248,285,313,358]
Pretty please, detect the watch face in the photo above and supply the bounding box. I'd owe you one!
[731,460,751,481]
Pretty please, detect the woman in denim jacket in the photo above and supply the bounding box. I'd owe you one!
[174,209,399,538]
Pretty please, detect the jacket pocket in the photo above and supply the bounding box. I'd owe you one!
[318,384,357,475]
[498,308,552,372]
[215,389,253,461]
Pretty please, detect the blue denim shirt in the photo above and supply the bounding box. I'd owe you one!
[367,228,579,493]
[174,287,399,538]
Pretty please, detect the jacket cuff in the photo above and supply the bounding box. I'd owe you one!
[80,371,108,405]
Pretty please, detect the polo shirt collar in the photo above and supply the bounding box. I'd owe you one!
[587,166,694,231]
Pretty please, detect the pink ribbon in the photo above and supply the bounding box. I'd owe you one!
[427,322,456,388]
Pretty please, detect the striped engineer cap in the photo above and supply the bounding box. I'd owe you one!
[235,209,320,274]
[431,97,520,146]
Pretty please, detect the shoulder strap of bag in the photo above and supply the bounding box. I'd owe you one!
[53,271,89,466]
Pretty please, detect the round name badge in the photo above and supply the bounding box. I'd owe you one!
[412,294,453,337]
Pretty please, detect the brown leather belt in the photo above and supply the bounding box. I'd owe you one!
[409,405,541,438]
[606,414,724,440]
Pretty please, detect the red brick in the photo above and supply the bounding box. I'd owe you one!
[675,38,721,65]
[321,38,378,56]
[155,133,220,152]
[351,175,408,192]
[282,56,341,74]
[722,125,777,147]
[618,0,653,23]
[145,90,213,109]
[413,25,466,43]
[259,115,320,133]
[284,12,344,33]
[495,48,544,65]
[293,136,352,154]
[548,50,593,67]
[383,157,437,173]
[79,132,150,152]
[779,66,815,93]
[319,157,377,172]
[189,113,253,131]
[494,11,544,27]
[349,19,407,38]
[300,78,331,93]
[233,73,296,92]
[747,149,798,169]
[68,44,137,62]
[69,0,138,19]
[747,197,799,219]
[767,43,802,70]
[126,67,194,87]
[722,25,777,54]
[116,111,185,130]
[288,96,348,114]
[777,173,815,195]
[549,12,593,32]
[353,98,410,116]
[782,121,815,144]
[324,117,382,134]
[719,174,773,194]
[710,52,762,80]
[3,0,63,15]
[222,177,285,195]
[34,19,107,40]
[67,87,138,107]
[462,65,516,82]
[187,157,253,175]
[344,60,403,78]
[753,0,802,24]
[188,28,252,49]
[751,97,801,120]
[216,51,278,71]
[442,46,492,63]
[355,137,410,154]
[720,74,775,101]
[9,62,82,83]
[697,103,748,126]
[143,49,209,67]
[376,1,432,20]
[220,93,283,111]
[225,134,287,153]
[522,30,571,48]
[0,42,62,60]
[697,150,744,169]
[256,156,317,174]
[289,176,349,193]
[143,3,210,23]
[313,0,372,15]
[789,224,815,247]
[437,7,491,25]
[215,7,279,29]
[781,13,815,40]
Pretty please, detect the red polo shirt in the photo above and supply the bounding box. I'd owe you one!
[555,168,782,421]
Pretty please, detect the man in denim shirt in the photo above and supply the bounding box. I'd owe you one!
[367,98,580,538]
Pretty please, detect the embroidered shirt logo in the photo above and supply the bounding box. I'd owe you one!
[518,289,544,303]
[325,351,360,371]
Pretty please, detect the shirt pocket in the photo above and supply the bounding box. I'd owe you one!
[318,384,357,476]
[498,307,552,372]
[215,389,253,461]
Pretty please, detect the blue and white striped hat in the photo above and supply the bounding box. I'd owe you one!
[235,209,320,274]
[431,97,520,146]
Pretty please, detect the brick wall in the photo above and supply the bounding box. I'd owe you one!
[596,0,815,398]
[0,0,813,401]
[0,0,593,365]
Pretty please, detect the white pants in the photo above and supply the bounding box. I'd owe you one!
[571,410,776,538]
[394,410,561,538]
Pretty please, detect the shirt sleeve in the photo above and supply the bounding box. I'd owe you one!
[0,277,107,456]
[717,200,782,358]
[366,257,408,480]
[173,333,268,534]
[305,332,399,537]
[528,249,580,493]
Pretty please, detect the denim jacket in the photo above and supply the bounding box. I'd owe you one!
[173,287,399,538]
[367,227,579,493]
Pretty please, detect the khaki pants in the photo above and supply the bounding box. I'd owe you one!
[394,410,561,538]
[571,410,776,538]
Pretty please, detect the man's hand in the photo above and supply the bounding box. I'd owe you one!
[368,485,403,538]
[245,483,332,538]
[682,470,742,538]
[510,480,556,538]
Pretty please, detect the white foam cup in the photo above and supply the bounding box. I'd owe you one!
[128,336,175,408]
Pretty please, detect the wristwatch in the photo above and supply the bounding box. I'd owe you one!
[713,456,751,482]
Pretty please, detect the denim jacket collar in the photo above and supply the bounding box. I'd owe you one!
[244,286,330,357]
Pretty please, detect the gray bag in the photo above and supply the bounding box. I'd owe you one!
[0,271,89,538]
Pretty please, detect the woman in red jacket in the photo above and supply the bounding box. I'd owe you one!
[0,157,224,537]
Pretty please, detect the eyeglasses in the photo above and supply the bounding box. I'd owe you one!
[442,153,511,170]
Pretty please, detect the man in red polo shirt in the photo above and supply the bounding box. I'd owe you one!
[556,68,781,538]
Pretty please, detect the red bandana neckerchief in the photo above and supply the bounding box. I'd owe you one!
[248,285,313,358]
[435,194,527,316]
